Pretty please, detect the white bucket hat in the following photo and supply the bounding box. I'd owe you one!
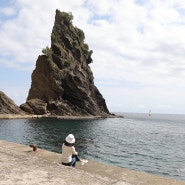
[65,134,75,144]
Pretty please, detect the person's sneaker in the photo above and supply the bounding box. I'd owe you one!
[81,160,88,165]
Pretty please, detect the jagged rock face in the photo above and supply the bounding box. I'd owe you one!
[0,91,25,114]
[20,10,110,116]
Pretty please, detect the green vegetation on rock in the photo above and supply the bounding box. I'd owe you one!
[51,31,61,44]
[64,59,71,68]
[75,27,85,42]
[42,46,52,58]
[57,10,73,25]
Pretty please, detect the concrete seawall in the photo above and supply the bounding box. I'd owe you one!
[0,140,184,185]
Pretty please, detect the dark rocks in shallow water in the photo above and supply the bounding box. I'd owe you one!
[0,91,25,114]
[20,10,110,116]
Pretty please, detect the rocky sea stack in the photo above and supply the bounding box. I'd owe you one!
[20,10,110,116]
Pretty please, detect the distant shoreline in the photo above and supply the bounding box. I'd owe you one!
[0,114,123,120]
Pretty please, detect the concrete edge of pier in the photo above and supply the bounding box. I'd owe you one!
[0,140,184,185]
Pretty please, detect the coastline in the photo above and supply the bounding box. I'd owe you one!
[0,140,185,185]
[0,113,123,120]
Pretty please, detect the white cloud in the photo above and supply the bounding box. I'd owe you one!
[87,0,185,90]
[0,7,17,16]
[1,0,185,113]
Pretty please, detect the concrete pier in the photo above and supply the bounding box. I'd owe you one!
[0,140,184,185]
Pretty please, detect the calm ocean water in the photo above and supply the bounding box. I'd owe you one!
[0,113,185,181]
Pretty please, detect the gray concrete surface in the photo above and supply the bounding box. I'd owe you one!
[0,140,184,185]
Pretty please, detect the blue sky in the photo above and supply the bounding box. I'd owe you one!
[1,0,185,114]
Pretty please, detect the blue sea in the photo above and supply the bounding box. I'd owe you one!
[0,113,185,181]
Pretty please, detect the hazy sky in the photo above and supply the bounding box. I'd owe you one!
[1,0,185,114]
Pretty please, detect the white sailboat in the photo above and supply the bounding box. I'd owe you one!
[148,109,151,117]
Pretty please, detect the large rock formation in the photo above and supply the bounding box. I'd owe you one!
[0,91,25,114]
[20,10,110,116]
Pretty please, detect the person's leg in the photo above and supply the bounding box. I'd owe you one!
[74,155,81,162]
[71,155,81,167]
[71,156,77,167]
